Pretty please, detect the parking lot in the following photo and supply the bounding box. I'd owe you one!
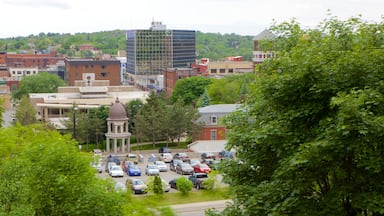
[95,149,224,194]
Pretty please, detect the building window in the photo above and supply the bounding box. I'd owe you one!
[100,72,107,77]
[211,130,217,140]
[228,68,234,73]
[211,69,217,73]
[211,115,217,124]
[219,69,225,73]
[101,65,106,69]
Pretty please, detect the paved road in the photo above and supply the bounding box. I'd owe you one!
[171,199,231,216]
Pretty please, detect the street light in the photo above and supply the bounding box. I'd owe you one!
[73,105,78,140]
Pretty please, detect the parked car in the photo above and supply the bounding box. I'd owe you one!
[109,165,124,177]
[218,150,233,159]
[127,164,141,176]
[169,178,178,189]
[159,147,172,153]
[193,163,211,173]
[188,172,209,190]
[106,162,117,173]
[201,152,217,161]
[126,178,147,194]
[189,159,200,167]
[170,159,183,171]
[161,179,171,192]
[93,149,103,157]
[154,161,168,172]
[107,155,121,165]
[90,162,103,173]
[159,153,173,163]
[145,164,160,176]
[176,162,194,175]
[204,159,221,170]
[126,153,139,164]
[122,160,135,172]
[173,152,190,162]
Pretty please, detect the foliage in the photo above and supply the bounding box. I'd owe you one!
[202,171,219,190]
[170,76,212,106]
[0,30,253,61]
[135,92,167,146]
[15,96,38,126]
[219,16,384,215]
[12,72,66,99]
[164,98,201,145]
[62,105,108,147]
[126,99,144,134]
[197,88,211,107]
[0,124,127,215]
[207,73,255,104]
[176,177,193,196]
[146,176,164,195]
[196,31,254,61]
[0,98,4,127]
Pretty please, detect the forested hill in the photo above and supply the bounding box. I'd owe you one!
[0,30,254,61]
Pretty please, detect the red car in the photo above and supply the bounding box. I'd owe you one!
[193,163,211,173]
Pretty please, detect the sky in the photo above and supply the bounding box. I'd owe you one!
[0,0,383,38]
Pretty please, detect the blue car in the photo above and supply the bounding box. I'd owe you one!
[127,164,141,176]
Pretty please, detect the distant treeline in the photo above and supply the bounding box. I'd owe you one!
[0,30,254,61]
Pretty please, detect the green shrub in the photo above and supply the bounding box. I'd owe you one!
[176,177,193,196]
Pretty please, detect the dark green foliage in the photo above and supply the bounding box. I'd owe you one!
[218,16,384,215]
[153,176,164,195]
[12,72,66,99]
[0,31,253,61]
[176,177,193,196]
[170,76,212,106]
[197,88,211,107]
[15,96,38,126]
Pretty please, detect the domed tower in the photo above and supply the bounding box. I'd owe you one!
[105,98,131,153]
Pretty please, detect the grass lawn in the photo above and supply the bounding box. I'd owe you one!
[134,187,231,206]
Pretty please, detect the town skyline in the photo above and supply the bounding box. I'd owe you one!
[1,0,383,39]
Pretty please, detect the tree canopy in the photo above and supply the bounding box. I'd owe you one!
[216,16,384,216]
[13,72,66,99]
[170,76,212,106]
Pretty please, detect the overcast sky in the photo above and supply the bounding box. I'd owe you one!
[0,0,383,38]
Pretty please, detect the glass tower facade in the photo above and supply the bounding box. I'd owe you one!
[126,29,196,76]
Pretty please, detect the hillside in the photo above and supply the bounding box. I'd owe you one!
[0,30,254,61]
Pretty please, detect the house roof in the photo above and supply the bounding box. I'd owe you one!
[198,104,240,114]
[253,29,275,41]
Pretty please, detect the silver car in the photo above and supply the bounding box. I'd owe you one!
[154,161,168,172]
[145,164,160,176]
[176,162,194,175]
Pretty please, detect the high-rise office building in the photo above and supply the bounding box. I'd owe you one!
[126,22,196,89]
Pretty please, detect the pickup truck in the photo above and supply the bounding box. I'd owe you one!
[188,172,208,190]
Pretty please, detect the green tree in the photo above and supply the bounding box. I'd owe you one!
[216,16,384,216]
[126,99,144,134]
[15,96,38,125]
[165,98,200,145]
[176,177,193,196]
[197,88,211,107]
[0,124,126,215]
[135,92,167,146]
[170,76,212,106]
[13,72,66,99]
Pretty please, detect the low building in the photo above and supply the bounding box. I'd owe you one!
[197,104,240,140]
[29,85,149,129]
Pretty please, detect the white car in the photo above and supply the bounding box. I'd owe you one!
[106,162,117,173]
[160,153,173,163]
[154,161,168,172]
[109,165,124,177]
[145,164,160,176]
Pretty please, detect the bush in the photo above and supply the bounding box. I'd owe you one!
[176,177,193,196]
[146,176,164,195]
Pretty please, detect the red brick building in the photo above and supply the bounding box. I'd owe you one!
[197,104,240,140]
[163,68,197,96]
[65,58,121,86]
[0,51,64,69]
